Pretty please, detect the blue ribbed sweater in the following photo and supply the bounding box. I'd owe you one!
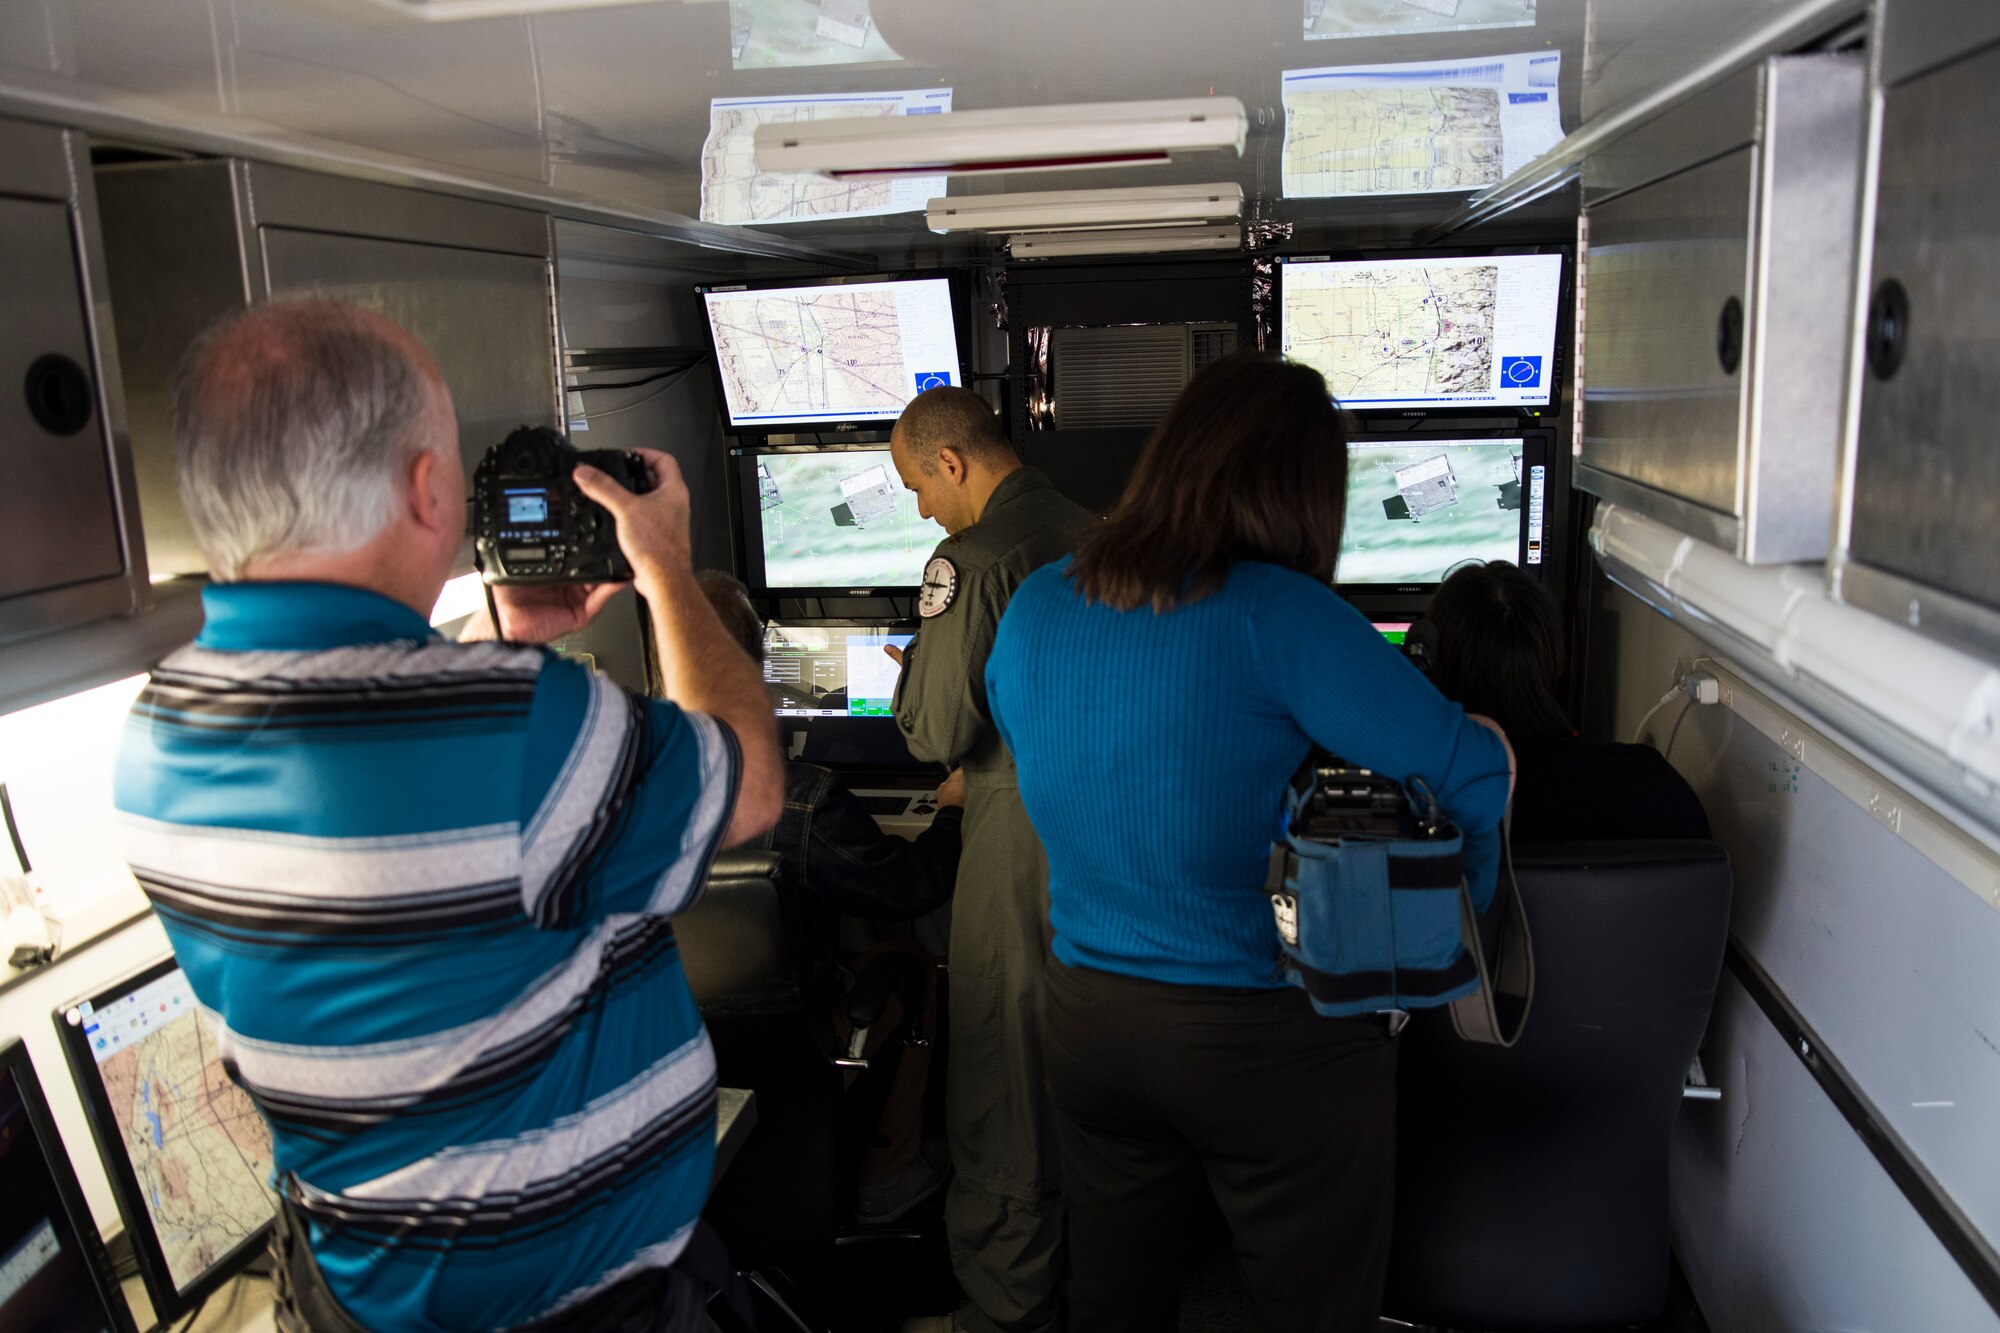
[987,559,1512,989]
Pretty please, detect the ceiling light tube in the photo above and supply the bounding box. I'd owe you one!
[927,182,1244,235]
[755,98,1248,180]
[1008,225,1244,259]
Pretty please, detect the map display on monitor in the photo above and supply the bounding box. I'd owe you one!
[1280,52,1561,198]
[1337,438,1525,585]
[703,277,961,428]
[752,450,942,589]
[701,88,951,225]
[1281,253,1562,410]
[70,967,273,1294]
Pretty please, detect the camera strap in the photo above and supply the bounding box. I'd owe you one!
[1445,810,1534,1048]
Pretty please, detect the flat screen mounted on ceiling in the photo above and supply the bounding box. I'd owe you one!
[1278,251,1565,415]
[697,271,967,434]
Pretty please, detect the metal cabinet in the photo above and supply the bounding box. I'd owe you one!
[95,160,559,577]
[1576,55,1865,563]
[1835,1,2000,663]
[0,119,148,645]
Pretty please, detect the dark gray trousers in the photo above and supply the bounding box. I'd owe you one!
[1040,959,1397,1333]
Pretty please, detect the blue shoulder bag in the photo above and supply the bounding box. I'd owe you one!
[1263,753,1533,1044]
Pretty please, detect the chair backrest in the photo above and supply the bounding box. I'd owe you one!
[1386,839,1732,1331]
[674,849,800,1016]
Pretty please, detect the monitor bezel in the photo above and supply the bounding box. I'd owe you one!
[1335,427,1557,597]
[730,442,941,598]
[52,954,273,1323]
[694,268,974,439]
[0,1036,139,1333]
[1275,246,1571,421]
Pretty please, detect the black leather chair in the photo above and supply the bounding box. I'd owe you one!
[1385,840,1731,1332]
[675,849,934,1332]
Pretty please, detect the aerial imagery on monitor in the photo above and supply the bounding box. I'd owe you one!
[1337,440,1523,584]
[756,452,940,588]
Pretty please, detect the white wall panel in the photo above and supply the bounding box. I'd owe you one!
[1675,973,2000,1333]
[1595,578,2000,1327]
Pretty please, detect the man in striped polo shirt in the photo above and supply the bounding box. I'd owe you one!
[113,301,782,1332]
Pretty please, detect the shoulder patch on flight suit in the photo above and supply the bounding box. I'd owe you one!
[919,556,959,619]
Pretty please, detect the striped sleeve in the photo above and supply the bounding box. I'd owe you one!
[520,658,740,925]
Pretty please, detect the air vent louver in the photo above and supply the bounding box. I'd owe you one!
[1048,323,1239,429]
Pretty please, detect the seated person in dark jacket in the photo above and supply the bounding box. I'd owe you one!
[1426,562,1711,843]
[696,571,964,918]
[698,571,962,1221]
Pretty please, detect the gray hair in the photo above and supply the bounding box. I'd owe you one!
[170,301,443,580]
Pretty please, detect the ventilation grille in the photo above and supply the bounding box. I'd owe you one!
[1049,323,1239,429]
[1191,325,1238,372]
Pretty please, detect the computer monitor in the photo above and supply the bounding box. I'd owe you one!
[1336,433,1550,591]
[733,445,944,595]
[763,619,916,719]
[1278,252,1565,414]
[0,1039,135,1333]
[697,271,966,434]
[54,958,274,1322]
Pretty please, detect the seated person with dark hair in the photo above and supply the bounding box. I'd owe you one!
[694,570,965,917]
[695,571,960,1223]
[1426,561,1711,843]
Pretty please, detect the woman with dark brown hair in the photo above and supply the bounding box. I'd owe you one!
[984,351,1514,1333]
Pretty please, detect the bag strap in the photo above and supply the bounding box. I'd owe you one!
[1447,813,1535,1047]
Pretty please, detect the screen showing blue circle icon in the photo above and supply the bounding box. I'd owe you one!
[914,370,954,392]
[1501,356,1543,388]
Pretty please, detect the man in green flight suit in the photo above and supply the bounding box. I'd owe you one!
[887,387,1095,1333]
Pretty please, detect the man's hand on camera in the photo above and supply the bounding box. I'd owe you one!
[573,449,692,595]
[460,582,624,645]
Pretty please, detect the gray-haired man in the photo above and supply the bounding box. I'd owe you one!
[115,300,781,1331]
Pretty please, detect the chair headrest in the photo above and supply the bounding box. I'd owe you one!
[1509,839,1729,872]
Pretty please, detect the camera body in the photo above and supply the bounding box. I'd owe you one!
[472,426,650,584]
[1291,761,1416,841]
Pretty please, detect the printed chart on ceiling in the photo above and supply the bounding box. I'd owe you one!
[1281,253,1561,409]
[1304,0,1536,41]
[1337,438,1526,584]
[77,969,273,1290]
[729,0,906,68]
[704,277,959,426]
[1281,51,1561,196]
[702,88,953,224]
[754,451,940,588]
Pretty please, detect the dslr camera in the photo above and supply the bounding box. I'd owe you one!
[472,426,651,584]
[1289,753,1448,843]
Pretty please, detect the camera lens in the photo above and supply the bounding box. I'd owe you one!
[512,451,535,472]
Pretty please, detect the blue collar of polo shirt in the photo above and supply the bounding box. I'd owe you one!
[196,581,440,652]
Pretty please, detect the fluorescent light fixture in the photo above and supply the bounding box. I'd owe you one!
[926,182,1244,235]
[1008,225,1244,259]
[755,98,1248,180]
